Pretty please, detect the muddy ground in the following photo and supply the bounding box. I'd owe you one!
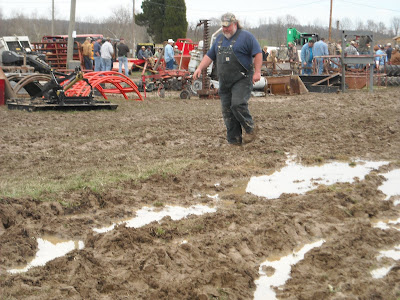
[0,87,400,299]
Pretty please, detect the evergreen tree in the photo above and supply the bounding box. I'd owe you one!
[163,0,188,41]
[135,0,187,43]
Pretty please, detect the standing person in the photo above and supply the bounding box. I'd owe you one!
[90,39,95,69]
[165,39,175,70]
[375,44,387,71]
[385,43,393,62]
[300,39,314,75]
[117,38,130,76]
[137,46,147,60]
[313,38,329,75]
[390,45,400,65]
[262,46,269,61]
[358,35,372,54]
[145,46,153,58]
[288,42,299,71]
[193,12,262,145]
[155,48,162,59]
[344,40,359,69]
[94,37,102,71]
[82,37,93,70]
[100,37,114,71]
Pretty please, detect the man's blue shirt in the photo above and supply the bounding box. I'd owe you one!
[207,30,261,71]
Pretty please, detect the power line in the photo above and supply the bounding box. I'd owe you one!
[337,0,400,13]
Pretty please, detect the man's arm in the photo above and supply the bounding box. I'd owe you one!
[252,52,262,83]
[193,55,213,80]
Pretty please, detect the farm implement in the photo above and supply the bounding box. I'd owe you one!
[5,68,143,111]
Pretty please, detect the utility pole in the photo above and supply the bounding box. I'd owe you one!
[328,0,333,41]
[67,0,76,69]
[132,0,135,58]
[51,0,54,35]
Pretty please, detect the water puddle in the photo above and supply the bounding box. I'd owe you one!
[378,169,400,201]
[371,244,400,279]
[373,217,400,231]
[247,159,389,199]
[93,204,216,233]
[254,240,325,299]
[8,236,84,274]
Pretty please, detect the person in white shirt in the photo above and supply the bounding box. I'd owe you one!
[101,37,114,71]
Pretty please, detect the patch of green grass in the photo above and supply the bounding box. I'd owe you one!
[153,201,164,207]
[0,159,203,199]
[273,149,285,155]
[154,227,165,237]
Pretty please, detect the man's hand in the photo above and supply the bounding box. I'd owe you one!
[252,72,261,84]
[192,55,213,81]
[193,68,201,80]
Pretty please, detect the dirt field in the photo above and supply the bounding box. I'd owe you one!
[1,87,400,299]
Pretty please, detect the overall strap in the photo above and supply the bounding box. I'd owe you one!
[217,29,242,48]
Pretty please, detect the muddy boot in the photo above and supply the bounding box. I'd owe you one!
[243,127,257,144]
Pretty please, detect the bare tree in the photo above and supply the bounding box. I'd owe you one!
[366,19,378,32]
[377,22,387,35]
[284,14,299,28]
[339,17,353,30]
[391,17,400,36]
[354,18,364,30]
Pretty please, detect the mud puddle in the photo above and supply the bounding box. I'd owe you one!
[254,240,325,299]
[8,236,84,274]
[93,204,216,233]
[378,169,400,201]
[371,244,400,279]
[246,159,389,199]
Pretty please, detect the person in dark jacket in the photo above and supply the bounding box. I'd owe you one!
[117,38,130,76]
[385,43,392,62]
[93,37,102,71]
[262,46,269,61]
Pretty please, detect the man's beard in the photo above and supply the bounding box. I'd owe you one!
[223,27,237,39]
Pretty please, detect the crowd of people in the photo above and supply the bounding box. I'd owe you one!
[81,37,178,74]
[260,36,399,76]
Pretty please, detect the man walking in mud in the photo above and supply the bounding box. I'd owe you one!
[193,12,262,145]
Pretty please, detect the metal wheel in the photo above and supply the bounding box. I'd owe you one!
[180,90,190,99]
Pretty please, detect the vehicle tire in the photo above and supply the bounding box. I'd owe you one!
[180,90,190,99]
[146,82,155,92]
[387,76,400,86]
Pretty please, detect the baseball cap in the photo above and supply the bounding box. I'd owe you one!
[221,12,237,27]
[168,39,174,43]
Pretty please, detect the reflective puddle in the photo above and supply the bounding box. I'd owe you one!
[378,169,400,201]
[254,240,325,299]
[371,244,400,279]
[93,204,216,233]
[247,159,389,199]
[8,236,84,274]
[373,217,400,231]
[371,170,400,279]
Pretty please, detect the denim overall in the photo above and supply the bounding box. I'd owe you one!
[217,30,254,144]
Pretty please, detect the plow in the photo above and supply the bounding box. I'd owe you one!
[5,68,143,111]
[2,68,143,111]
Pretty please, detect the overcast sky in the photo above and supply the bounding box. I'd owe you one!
[0,0,399,29]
